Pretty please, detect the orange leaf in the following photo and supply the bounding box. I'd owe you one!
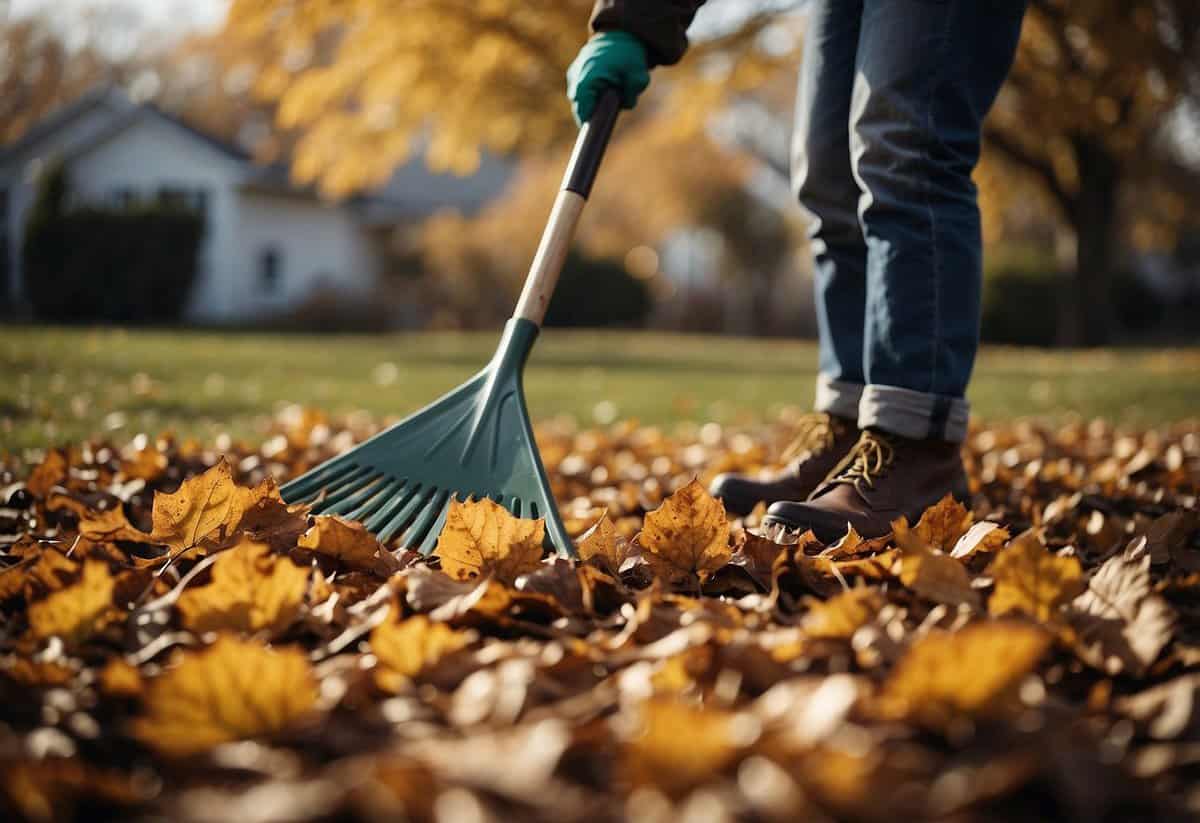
[433,497,544,584]
[637,479,731,584]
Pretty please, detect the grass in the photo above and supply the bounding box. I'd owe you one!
[2,325,1199,453]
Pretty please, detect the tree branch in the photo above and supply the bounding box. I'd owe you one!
[983,125,1077,221]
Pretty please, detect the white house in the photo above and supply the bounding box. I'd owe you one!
[0,87,512,323]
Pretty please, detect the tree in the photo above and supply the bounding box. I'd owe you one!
[221,0,799,197]
[984,0,1200,345]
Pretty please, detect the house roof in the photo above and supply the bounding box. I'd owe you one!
[1,84,514,219]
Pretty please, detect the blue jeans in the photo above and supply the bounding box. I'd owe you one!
[794,0,1026,442]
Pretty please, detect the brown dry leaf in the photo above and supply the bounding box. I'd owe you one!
[149,460,276,551]
[434,497,544,584]
[132,635,319,756]
[574,510,624,569]
[370,612,471,685]
[26,560,120,645]
[175,539,309,636]
[987,529,1084,621]
[1070,554,1176,676]
[120,447,168,482]
[894,517,980,609]
[78,506,150,545]
[1144,510,1199,568]
[1,656,78,687]
[951,521,1010,560]
[26,448,68,498]
[1,759,143,821]
[98,658,143,698]
[911,494,975,552]
[298,515,399,576]
[877,621,1051,722]
[803,588,885,640]
[621,697,745,797]
[637,479,731,584]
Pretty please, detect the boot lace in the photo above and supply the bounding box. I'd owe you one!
[825,430,896,496]
[780,413,842,462]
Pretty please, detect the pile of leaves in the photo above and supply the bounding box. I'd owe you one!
[1,410,1198,822]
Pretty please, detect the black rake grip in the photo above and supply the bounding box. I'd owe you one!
[562,87,621,199]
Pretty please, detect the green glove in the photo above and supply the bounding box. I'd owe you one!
[566,31,651,125]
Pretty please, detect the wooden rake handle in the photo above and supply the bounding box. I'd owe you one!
[513,88,622,326]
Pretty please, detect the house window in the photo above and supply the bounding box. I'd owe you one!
[259,247,282,293]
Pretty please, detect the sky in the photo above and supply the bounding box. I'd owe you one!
[9,0,231,34]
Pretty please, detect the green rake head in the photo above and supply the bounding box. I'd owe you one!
[281,319,572,556]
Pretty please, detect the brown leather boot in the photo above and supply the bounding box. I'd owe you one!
[762,429,969,542]
[709,413,859,516]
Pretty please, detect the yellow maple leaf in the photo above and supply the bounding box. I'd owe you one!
[637,479,731,584]
[894,517,981,609]
[877,621,1050,723]
[803,588,885,640]
[150,460,277,551]
[132,635,319,756]
[298,514,398,575]
[987,529,1084,621]
[911,494,975,552]
[26,560,120,645]
[175,539,309,636]
[574,510,623,568]
[434,497,544,583]
[370,612,471,686]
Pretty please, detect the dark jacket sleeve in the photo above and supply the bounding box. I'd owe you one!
[589,0,706,66]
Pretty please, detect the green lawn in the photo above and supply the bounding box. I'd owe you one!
[2,326,1198,453]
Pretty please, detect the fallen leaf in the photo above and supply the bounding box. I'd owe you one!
[1070,554,1175,676]
[78,506,150,545]
[987,529,1084,621]
[1144,510,1199,568]
[803,588,885,640]
[574,510,624,569]
[26,560,120,645]
[894,517,980,609]
[175,539,309,636]
[621,697,746,797]
[1114,673,1200,740]
[637,479,731,584]
[371,612,471,684]
[149,460,275,552]
[132,635,319,756]
[298,515,399,576]
[910,494,975,552]
[26,448,68,498]
[877,621,1051,722]
[434,497,544,583]
[98,658,142,698]
[951,521,1010,559]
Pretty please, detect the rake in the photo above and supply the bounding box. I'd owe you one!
[280,90,624,557]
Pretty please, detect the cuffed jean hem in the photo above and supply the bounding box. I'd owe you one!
[858,384,970,443]
[814,374,864,421]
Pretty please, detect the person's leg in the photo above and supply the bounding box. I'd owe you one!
[709,0,865,516]
[763,0,1027,540]
[852,0,1027,441]
[793,0,867,421]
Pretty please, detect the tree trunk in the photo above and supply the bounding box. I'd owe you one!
[1064,136,1120,346]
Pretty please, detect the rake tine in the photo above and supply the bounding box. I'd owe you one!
[377,486,434,544]
[417,494,455,556]
[403,488,449,552]
[282,461,359,503]
[365,482,416,536]
[346,477,404,523]
[310,467,378,514]
[323,475,387,516]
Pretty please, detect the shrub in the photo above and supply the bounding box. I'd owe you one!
[22,164,204,324]
[543,253,651,328]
